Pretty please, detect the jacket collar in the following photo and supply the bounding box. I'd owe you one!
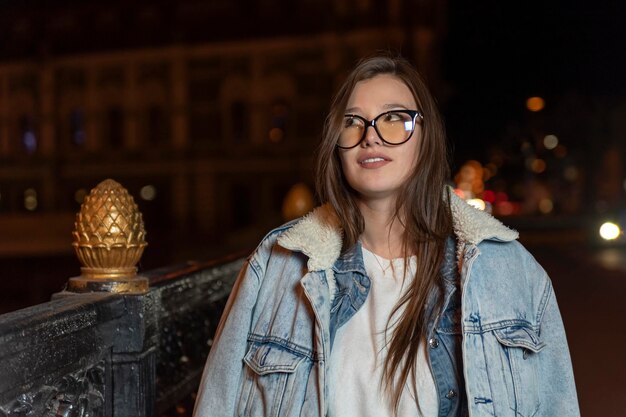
[277,190,518,273]
[448,188,519,245]
[277,202,343,273]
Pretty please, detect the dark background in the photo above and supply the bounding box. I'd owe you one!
[444,0,626,163]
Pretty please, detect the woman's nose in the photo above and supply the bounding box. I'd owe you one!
[361,125,382,147]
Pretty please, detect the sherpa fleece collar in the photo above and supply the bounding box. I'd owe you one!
[277,191,519,273]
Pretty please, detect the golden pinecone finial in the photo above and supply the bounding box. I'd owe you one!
[68,179,149,293]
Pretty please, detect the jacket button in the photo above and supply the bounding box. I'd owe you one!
[445,389,457,399]
[428,338,439,348]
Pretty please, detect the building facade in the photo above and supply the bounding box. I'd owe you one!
[0,0,447,260]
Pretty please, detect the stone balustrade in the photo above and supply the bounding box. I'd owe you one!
[0,180,242,416]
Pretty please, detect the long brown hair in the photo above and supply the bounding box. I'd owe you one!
[315,55,453,412]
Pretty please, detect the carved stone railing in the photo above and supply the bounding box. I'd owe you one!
[0,180,244,417]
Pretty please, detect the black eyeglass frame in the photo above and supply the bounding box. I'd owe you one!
[336,109,423,149]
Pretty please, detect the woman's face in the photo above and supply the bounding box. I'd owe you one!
[338,74,421,204]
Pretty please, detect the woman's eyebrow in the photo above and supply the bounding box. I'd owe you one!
[344,103,410,114]
[382,103,410,110]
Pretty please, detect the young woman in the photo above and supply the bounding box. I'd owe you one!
[193,55,580,417]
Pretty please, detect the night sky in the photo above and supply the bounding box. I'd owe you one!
[442,0,626,164]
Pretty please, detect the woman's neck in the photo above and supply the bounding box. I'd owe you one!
[357,199,406,260]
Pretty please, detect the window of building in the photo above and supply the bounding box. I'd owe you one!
[60,181,93,211]
[0,183,16,212]
[19,115,37,154]
[189,106,221,147]
[105,107,124,149]
[188,75,222,148]
[231,101,249,144]
[296,73,332,98]
[70,108,86,147]
[0,120,4,153]
[146,105,169,146]
[268,100,289,144]
[0,185,14,212]
[231,183,254,229]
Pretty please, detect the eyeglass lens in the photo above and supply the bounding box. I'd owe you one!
[338,111,417,148]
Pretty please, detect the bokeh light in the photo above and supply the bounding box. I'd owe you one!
[482,190,496,203]
[599,222,621,241]
[467,198,486,211]
[564,166,579,182]
[496,201,514,216]
[140,185,157,201]
[74,189,87,204]
[528,158,546,173]
[526,96,545,112]
[268,127,284,143]
[467,198,485,210]
[24,188,38,211]
[554,145,567,158]
[543,134,558,150]
[454,160,485,198]
[538,198,553,214]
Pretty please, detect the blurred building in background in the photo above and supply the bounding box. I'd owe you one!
[0,0,447,261]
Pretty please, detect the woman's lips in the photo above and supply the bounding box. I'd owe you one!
[358,155,391,168]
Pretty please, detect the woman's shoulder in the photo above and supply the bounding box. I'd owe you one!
[472,239,550,298]
[477,239,542,270]
[466,240,554,327]
[247,217,302,263]
[249,204,343,272]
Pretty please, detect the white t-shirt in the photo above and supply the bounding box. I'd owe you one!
[328,247,438,417]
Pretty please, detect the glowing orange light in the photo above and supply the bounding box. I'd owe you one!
[454,160,485,198]
[530,158,546,173]
[526,96,545,112]
[269,127,284,143]
[554,145,567,158]
[539,198,553,214]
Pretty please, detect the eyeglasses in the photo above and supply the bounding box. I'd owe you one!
[336,110,423,149]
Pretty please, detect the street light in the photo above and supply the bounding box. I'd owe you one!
[599,222,621,241]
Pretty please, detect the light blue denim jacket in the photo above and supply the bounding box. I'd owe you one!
[193,193,580,417]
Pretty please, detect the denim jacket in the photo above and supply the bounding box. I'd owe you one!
[193,193,580,417]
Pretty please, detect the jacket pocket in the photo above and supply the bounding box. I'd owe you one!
[239,342,309,417]
[492,325,545,417]
[493,326,546,353]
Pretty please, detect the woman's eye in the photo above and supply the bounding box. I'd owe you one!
[344,117,362,128]
[384,112,405,122]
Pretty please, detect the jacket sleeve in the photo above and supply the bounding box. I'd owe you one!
[536,279,581,417]
[192,253,262,417]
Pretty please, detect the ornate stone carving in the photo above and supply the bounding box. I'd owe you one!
[0,362,106,417]
[68,179,148,294]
